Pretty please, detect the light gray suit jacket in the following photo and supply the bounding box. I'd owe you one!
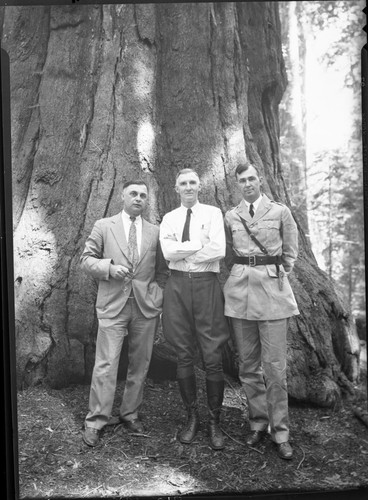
[80,213,167,319]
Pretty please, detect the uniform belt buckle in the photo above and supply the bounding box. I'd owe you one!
[249,255,256,267]
[188,271,192,278]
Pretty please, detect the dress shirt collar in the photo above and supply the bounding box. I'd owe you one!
[243,194,263,213]
[180,201,200,216]
[121,210,142,223]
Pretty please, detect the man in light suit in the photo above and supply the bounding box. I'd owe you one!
[81,180,167,447]
[224,163,299,460]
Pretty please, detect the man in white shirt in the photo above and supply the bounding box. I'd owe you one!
[160,168,230,450]
[80,180,167,447]
[224,163,299,460]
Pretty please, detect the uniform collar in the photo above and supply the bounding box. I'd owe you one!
[242,194,263,213]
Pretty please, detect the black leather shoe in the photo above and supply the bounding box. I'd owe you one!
[277,441,293,460]
[179,411,200,444]
[206,379,225,450]
[208,420,224,450]
[246,430,266,446]
[123,418,145,433]
[83,427,100,447]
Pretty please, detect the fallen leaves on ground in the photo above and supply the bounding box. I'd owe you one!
[17,367,368,498]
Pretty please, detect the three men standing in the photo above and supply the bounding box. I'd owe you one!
[223,163,299,459]
[159,169,230,450]
[81,163,299,459]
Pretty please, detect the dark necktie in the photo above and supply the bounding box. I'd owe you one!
[181,208,192,242]
[128,216,139,269]
[249,203,254,218]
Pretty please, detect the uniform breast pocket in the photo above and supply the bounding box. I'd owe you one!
[232,227,247,248]
[256,220,280,245]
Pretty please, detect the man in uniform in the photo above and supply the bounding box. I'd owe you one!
[80,180,167,447]
[159,168,229,450]
[224,162,299,460]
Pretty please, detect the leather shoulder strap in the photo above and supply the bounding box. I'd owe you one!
[238,215,268,255]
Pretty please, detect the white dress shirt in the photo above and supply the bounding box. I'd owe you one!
[159,202,225,272]
[243,194,263,216]
[121,210,142,257]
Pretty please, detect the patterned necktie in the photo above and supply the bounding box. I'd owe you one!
[249,203,254,218]
[128,216,139,269]
[181,208,192,242]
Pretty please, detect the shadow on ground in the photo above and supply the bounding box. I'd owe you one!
[17,363,368,499]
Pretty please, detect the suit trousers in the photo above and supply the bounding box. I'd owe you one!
[230,317,289,444]
[85,297,158,430]
[163,271,229,381]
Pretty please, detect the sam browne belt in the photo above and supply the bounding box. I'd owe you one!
[233,255,282,267]
[233,215,285,290]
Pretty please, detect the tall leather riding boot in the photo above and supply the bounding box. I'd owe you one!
[206,378,225,450]
[177,375,200,444]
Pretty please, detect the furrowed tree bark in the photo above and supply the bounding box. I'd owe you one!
[1,2,360,407]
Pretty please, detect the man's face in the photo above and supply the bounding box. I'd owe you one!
[175,172,201,208]
[121,184,148,217]
[236,166,263,203]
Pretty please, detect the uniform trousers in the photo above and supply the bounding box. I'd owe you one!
[163,271,229,381]
[85,297,158,430]
[231,317,289,444]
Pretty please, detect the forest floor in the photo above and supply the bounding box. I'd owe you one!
[17,342,368,500]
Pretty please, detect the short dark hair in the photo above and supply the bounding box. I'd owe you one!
[235,163,261,178]
[175,168,200,181]
[122,179,149,191]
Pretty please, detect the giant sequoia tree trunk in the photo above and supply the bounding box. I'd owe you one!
[1,3,360,406]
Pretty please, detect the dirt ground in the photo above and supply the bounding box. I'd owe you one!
[16,344,368,500]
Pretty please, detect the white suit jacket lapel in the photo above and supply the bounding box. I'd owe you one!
[138,219,153,264]
[110,214,129,258]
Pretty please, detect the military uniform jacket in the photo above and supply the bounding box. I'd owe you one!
[80,213,167,320]
[223,194,300,321]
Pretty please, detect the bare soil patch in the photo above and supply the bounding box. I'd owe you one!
[17,364,368,499]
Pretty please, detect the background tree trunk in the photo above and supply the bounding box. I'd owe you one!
[1,2,360,406]
[278,0,309,235]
